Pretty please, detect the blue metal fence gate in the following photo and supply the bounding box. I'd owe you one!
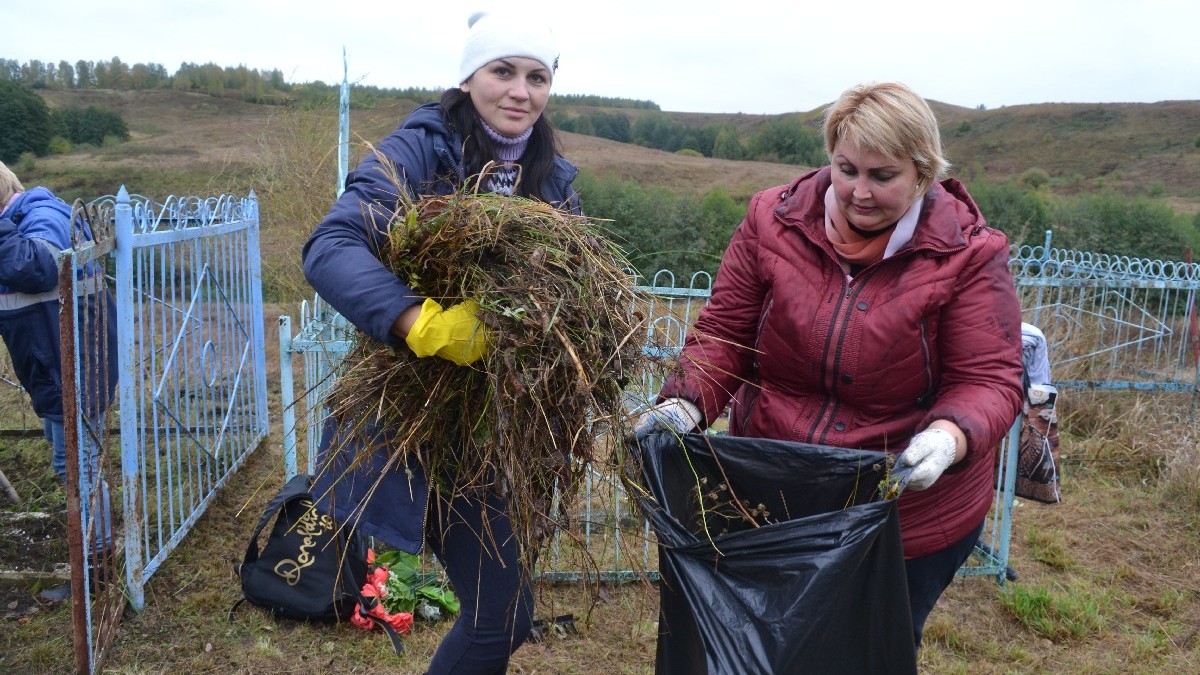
[61,189,269,674]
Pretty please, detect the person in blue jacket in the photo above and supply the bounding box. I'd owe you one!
[0,161,118,599]
[302,11,577,673]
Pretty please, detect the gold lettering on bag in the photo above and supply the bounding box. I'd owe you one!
[273,499,337,586]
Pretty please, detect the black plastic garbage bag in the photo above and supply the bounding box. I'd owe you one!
[629,431,917,675]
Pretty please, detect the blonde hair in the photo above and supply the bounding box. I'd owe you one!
[822,82,949,195]
[0,161,24,208]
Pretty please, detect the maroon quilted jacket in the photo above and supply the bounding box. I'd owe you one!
[659,166,1024,558]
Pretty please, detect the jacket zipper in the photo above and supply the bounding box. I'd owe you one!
[808,273,863,442]
[915,317,935,409]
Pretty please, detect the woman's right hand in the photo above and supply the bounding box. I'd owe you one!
[633,398,703,438]
[402,298,491,366]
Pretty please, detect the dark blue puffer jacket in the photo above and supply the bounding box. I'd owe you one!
[0,187,118,422]
[302,102,580,553]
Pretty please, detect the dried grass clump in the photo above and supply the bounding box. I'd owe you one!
[323,175,648,560]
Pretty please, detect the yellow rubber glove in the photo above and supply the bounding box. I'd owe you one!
[404,298,490,366]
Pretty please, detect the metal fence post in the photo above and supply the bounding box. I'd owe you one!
[113,186,145,611]
[246,191,270,455]
[279,315,298,479]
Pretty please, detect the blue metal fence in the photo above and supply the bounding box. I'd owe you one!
[108,188,270,608]
[1011,230,1200,395]
[57,189,269,674]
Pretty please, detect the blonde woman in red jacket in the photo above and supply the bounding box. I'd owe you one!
[638,81,1024,646]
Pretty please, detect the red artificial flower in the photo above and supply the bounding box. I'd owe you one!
[350,599,414,636]
[368,566,389,593]
[385,611,414,635]
[350,604,374,631]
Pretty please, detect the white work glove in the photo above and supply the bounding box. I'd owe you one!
[897,428,958,491]
[633,398,703,438]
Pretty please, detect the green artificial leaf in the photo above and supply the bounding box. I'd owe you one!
[371,549,460,617]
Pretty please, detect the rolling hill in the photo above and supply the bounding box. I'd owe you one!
[24,88,1200,215]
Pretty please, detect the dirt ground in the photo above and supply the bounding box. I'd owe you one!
[0,510,69,622]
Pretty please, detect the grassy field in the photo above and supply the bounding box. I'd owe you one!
[2,89,1199,673]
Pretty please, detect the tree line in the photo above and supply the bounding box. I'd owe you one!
[0,57,659,111]
[5,57,814,166]
[554,109,827,166]
[579,174,1200,280]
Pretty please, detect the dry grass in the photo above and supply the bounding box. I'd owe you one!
[251,107,343,301]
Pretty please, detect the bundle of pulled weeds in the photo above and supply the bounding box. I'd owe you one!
[324,184,648,558]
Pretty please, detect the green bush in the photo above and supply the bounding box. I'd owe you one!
[573,172,747,278]
[588,111,631,143]
[48,136,72,155]
[711,124,744,160]
[1051,192,1198,258]
[675,148,703,158]
[0,81,52,161]
[747,117,824,166]
[51,105,130,146]
[632,111,687,152]
[968,180,1052,245]
[1018,168,1051,190]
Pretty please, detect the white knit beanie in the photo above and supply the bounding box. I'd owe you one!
[457,11,559,84]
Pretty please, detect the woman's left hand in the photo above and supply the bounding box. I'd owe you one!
[898,427,959,491]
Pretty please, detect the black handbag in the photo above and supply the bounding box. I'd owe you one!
[230,474,403,652]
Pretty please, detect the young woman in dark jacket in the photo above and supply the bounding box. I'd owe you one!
[637,82,1024,647]
[301,11,576,673]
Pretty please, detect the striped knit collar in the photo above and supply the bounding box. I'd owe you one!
[479,118,532,162]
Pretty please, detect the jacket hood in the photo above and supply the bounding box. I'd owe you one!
[400,101,452,136]
[778,166,982,254]
[7,186,72,221]
[7,187,74,248]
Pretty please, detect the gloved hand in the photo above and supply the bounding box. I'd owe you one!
[897,427,958,491]
[404,298,490,366]
[633,398,703,438]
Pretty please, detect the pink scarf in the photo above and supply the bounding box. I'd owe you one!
[2,191,21,215]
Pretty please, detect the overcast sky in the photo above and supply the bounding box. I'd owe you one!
[7,0,1200,114]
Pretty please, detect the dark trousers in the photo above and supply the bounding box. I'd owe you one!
[424,489,534,675]
[904,518,986,646]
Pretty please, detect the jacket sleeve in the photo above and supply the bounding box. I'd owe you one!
[301,129,436,346]
[0,216,61,294]
[657,190,769,425]
[921,228,1024,463]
